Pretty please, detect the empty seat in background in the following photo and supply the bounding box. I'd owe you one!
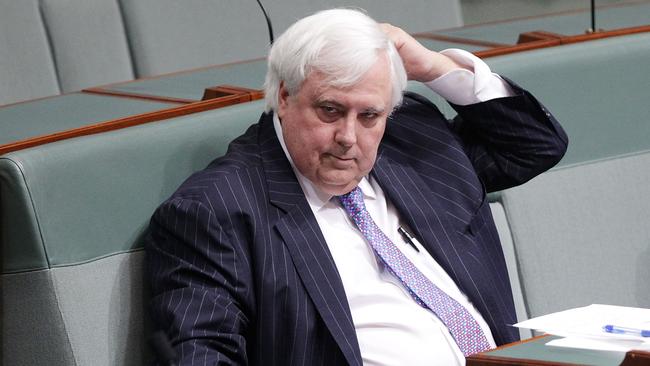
[267,0,463,35]
[119,0,270,77]
[500,152,650,318]
[40,0,135,92]
[0,0,60,106]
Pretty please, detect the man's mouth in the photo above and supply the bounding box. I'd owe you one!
[326,154,355,166]
[330,154,354,161]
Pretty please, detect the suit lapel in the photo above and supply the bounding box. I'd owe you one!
[259,114,362,366]
[373,145,515,344]
[372,152,471,291]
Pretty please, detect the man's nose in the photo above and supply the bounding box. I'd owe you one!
[334,117,357,147]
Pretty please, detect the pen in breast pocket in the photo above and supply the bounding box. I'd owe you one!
[398,226,420,252]
[603,325,650,337]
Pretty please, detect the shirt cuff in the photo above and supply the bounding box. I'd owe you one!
[424,49,514,106]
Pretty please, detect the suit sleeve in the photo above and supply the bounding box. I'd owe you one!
[449,79,569,192]
[146,197,252,365]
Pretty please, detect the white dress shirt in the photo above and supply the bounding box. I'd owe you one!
[274,49,512,365]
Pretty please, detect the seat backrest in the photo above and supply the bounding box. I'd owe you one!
[0,0,60,105]
[40,0,135,92]
[1,100,265,365]
[267,0,463,35]
[489,202,532,339]
[499,151,650,318]
[119,0,270,77]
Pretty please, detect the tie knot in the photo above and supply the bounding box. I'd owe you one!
[337,186,365,216]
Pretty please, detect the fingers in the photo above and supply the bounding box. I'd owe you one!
[379,23,465,81]
[379,23,408,50]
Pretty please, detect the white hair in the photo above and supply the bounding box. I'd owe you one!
[264,8,407,112]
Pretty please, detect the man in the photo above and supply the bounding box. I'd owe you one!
[146,9,567,366]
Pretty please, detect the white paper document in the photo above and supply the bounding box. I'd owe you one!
[514,304,650,352]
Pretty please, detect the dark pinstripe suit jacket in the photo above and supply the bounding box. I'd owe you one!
[146,85,567,366]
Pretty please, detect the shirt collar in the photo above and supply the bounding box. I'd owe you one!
[272,113,377,211]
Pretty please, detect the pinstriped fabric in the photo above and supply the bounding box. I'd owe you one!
[147,121,360,366]
[339,187,492,356]
[146,86,567,365]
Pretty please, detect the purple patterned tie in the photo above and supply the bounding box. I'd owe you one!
[338,187,492,357]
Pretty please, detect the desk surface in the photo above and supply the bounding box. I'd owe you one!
[468,336,628,366]
[0,93,175,147]
[98,59,267,102]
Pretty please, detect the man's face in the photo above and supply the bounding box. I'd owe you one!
[277,56,393,196]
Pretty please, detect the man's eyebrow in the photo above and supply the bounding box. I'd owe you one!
[313,99,345,108]
[312,99,386,114]
[362,107,386,114]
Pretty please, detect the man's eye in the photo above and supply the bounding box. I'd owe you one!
[362,112,378,120]
[317,105,342,121]
[321,106,339,115]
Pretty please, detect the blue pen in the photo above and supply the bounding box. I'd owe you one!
[603,325,650,337]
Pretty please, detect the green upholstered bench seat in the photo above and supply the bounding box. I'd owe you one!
[1,100,264,273]
[1,100,264,365]
[500,150,650,318]
[0,0,60,106]
[40,0,135,92]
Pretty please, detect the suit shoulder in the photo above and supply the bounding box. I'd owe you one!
[402,91,443,111]
[167,124,265,205]
[385,91,453,139]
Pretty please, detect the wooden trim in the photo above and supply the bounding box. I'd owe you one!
[83,87,194,104]
[467,354,582,366]
[202,85,264,102]
[467,336,579,366]
[560,24,650,45]
[468,336,650,366]
[621,350,650,366]
[517,31,565,44]
[475,24,650,58]
[414,32,509,48]
[85,84,265,105]
[0,94,256,155]
[474,39,561,58]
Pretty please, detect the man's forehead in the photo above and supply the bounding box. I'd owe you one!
[302,73,391,110]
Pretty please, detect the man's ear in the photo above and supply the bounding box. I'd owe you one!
[278,81,290,108]
[277,82,291,119]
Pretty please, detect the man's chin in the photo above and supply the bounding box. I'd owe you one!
[315,175,361,196]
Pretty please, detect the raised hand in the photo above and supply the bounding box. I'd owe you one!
[379,23,466,82]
